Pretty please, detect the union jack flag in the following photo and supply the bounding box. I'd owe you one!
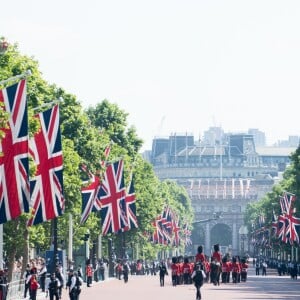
[27,105,64,226]
[0,80,30,224]
[123,175,138,231]
[99,160,127,235]
[151,217,166,244]
[80,166,102,224]
[285,214,300,245]
[172,215,181,246]
[277,214,287,243]
[280,192,296,215]
[271,210,278,237]
[80,144,111,223]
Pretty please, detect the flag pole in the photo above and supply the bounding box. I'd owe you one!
[32,97,63,111]
[0,70,31,86]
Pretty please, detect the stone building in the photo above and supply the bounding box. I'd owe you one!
[149,131,297,257]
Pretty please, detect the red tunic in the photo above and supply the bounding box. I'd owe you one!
[195,253,206,263]
[212,251,222,263]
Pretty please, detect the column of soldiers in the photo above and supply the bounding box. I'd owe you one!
[168,244,249,287]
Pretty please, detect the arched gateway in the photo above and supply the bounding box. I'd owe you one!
[148,132,295,257]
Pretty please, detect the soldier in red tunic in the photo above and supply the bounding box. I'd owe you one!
[195,245,206,264]
[211,244,222,263]
[240,258,249,282]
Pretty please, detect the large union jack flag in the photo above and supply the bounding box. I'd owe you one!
[123,175,138,231]
[27,105,64,226]
[0,80,30,224]
[99,160,127,235]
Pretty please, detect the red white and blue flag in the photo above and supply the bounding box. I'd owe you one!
[99,160,127,235]
[123,175,138,231]
[27,104,64,226]
[284,214,300,245]
[0,80,30,224]
[80,144,111,223]
[80,166,102,224]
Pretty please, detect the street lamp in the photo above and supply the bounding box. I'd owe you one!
[239,226,248,256]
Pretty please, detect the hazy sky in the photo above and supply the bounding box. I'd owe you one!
[1,0,299,150]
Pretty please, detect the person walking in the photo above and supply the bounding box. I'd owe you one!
[158,261,168,287]
[255,260,260,275]
[191,263,206,300]
[69,271,83,300]
[55,265,64,298]
[85,264,93,287]
[39,262,47,293]
[29,274,39,300]
[46,273,60,300]
[122,261,130,283]
[262,261,267,276]
[23,264,31,298]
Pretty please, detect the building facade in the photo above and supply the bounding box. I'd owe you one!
[149,131,297,257]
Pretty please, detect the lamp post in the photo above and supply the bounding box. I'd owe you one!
[108,238,115,277]
[239,226,248,256]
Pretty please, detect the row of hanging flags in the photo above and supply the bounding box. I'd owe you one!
[0,78,191,245]
[80,157,139,235]
[251,192,300,246]
[0,79,139,235]
[149,206,192,247]
[0,79,64,225]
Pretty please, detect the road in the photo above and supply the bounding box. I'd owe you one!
[58,266,300,300]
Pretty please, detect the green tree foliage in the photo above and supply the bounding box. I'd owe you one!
[0,38,194,275]
[244,146,300,253]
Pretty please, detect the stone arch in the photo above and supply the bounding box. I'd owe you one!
[210,223,232,252]
[190,223,206,255]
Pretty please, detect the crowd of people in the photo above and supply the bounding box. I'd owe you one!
[1,245,299,300]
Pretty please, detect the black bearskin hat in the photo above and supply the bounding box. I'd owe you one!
[172,256,178,264]
[197,245,203,254]
[214,244,220,252]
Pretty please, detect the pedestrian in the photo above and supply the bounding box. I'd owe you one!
[86,264,93,287]
[158,261,168,287]
[122,261,130,283]
[55,265,64,298]
[38,262,47,292]
[98,260,105,281]
[29,273,39,300]
[23,264,31,298]
[255,260,260,275]
[46,273,60,300]
[191,263,206,300]
[69,271,83,300]
[262,261,267,276]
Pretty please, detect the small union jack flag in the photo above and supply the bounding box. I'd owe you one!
[27,105,64,226]
[80,165,102,224]
[80,143,111,223]
[0,80,30,224]
[99,160,127,235]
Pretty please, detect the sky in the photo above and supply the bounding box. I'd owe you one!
[1,0,300,151]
